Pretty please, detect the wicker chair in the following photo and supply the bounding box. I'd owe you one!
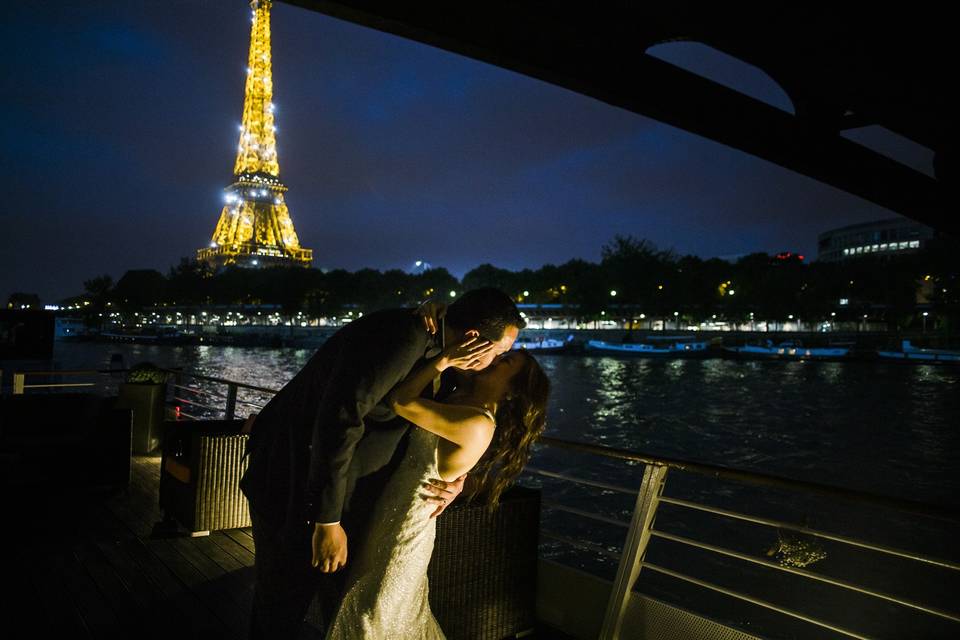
[158,418,251,535]
[427,485,541,639]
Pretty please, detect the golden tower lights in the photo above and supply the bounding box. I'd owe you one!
[197,0,312,270]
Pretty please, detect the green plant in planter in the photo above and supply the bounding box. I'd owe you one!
[125,362,169,385]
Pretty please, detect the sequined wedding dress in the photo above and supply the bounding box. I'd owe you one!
[325,422,470,640]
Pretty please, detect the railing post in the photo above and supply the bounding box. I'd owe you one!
[599,463,669,639]
[13,373,25,395]
[225,383,238,420]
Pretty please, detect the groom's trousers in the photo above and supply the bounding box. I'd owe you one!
[248,506,344,639]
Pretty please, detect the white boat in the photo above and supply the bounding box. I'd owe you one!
[878,340,960,363]
[512,334,574,353]
[723,340,849,360]
[585,338,709,356]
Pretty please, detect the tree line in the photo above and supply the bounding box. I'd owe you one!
[8,235,958,333]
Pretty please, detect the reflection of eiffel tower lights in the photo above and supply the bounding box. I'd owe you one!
[197,0,312,270]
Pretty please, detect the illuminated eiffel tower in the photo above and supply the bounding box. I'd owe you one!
[197,0,312,270]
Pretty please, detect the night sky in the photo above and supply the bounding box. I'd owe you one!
[1,1,935,305]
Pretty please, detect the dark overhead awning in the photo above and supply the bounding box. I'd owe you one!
[282,2,956,235]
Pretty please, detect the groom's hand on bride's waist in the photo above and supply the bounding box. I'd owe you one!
[312,523,348,573]
[423,473,467,518]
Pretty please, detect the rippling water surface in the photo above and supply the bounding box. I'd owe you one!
[54,341,958,503]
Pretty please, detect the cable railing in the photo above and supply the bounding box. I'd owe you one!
[6,366,958,639]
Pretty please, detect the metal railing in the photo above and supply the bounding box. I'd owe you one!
[6,368,129,395]
[6,366,958,639]
[161,367,278,421]
[528,436,960,639]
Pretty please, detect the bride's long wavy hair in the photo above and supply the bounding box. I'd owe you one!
[466,350,550,509]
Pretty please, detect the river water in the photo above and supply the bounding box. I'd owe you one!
[47,340,960,638]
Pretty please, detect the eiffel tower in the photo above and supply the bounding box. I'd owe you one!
[197,0,312,270]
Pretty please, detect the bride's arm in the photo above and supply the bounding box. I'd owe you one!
[390,337,496,448]
[396,393,496,449]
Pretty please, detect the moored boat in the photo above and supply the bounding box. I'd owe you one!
[585,336,709,357]
[723,340,850,360]
[877,339,960,363]
[513,334,574,353]
[723,339,850,360]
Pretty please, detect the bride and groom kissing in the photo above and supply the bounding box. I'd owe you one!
[239,288,551,638]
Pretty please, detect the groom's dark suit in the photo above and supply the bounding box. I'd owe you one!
[240,307,440,638]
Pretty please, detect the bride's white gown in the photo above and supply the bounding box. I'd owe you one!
[326,417,490,640]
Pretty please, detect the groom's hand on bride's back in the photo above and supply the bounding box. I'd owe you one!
[312,523,348,573]
[423,473,467,518]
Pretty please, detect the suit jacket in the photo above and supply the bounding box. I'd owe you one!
[239,307,439,532]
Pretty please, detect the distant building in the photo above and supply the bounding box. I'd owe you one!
[817,217,934,262]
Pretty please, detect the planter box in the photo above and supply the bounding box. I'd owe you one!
[116,382,165,454]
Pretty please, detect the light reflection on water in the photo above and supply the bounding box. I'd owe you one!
[51,341,960,504]
[542,354,959,506]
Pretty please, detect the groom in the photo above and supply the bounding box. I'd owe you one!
[240,287,524,638]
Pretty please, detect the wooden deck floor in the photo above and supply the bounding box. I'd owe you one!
[4,455,280,640]
[5,456,573,640]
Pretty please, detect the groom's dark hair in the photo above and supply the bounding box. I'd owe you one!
[446,288,526,340]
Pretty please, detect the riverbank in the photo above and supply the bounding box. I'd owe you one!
[58,324,959,352]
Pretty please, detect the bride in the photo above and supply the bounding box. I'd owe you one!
[325,333,550,639]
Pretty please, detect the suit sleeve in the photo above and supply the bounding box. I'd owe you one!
[303,317,426,524]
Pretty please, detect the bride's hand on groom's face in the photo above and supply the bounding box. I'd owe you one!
[440,334,495,371]
[423,473,467,518]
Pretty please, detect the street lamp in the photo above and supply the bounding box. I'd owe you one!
[922,311,929,333]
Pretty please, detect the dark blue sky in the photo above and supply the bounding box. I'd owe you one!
[1,1,933,304]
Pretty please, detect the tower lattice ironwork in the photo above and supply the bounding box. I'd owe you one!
[197,0,312,270]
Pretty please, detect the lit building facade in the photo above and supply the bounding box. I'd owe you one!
[816,217,933,262]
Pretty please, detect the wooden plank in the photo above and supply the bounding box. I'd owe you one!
[210,531,256,567]
[147,538,247,637]
[169,535,253,614]
[223,527,256,555]
[5,550,68,638]
[104,491,157,540]
[5,455,261,639]
[96,496,224,635]
[25,549,91,638]
[86,504,197,639]
[72,536,153,637]
[195,534,248,572]
[49,547,121,637]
